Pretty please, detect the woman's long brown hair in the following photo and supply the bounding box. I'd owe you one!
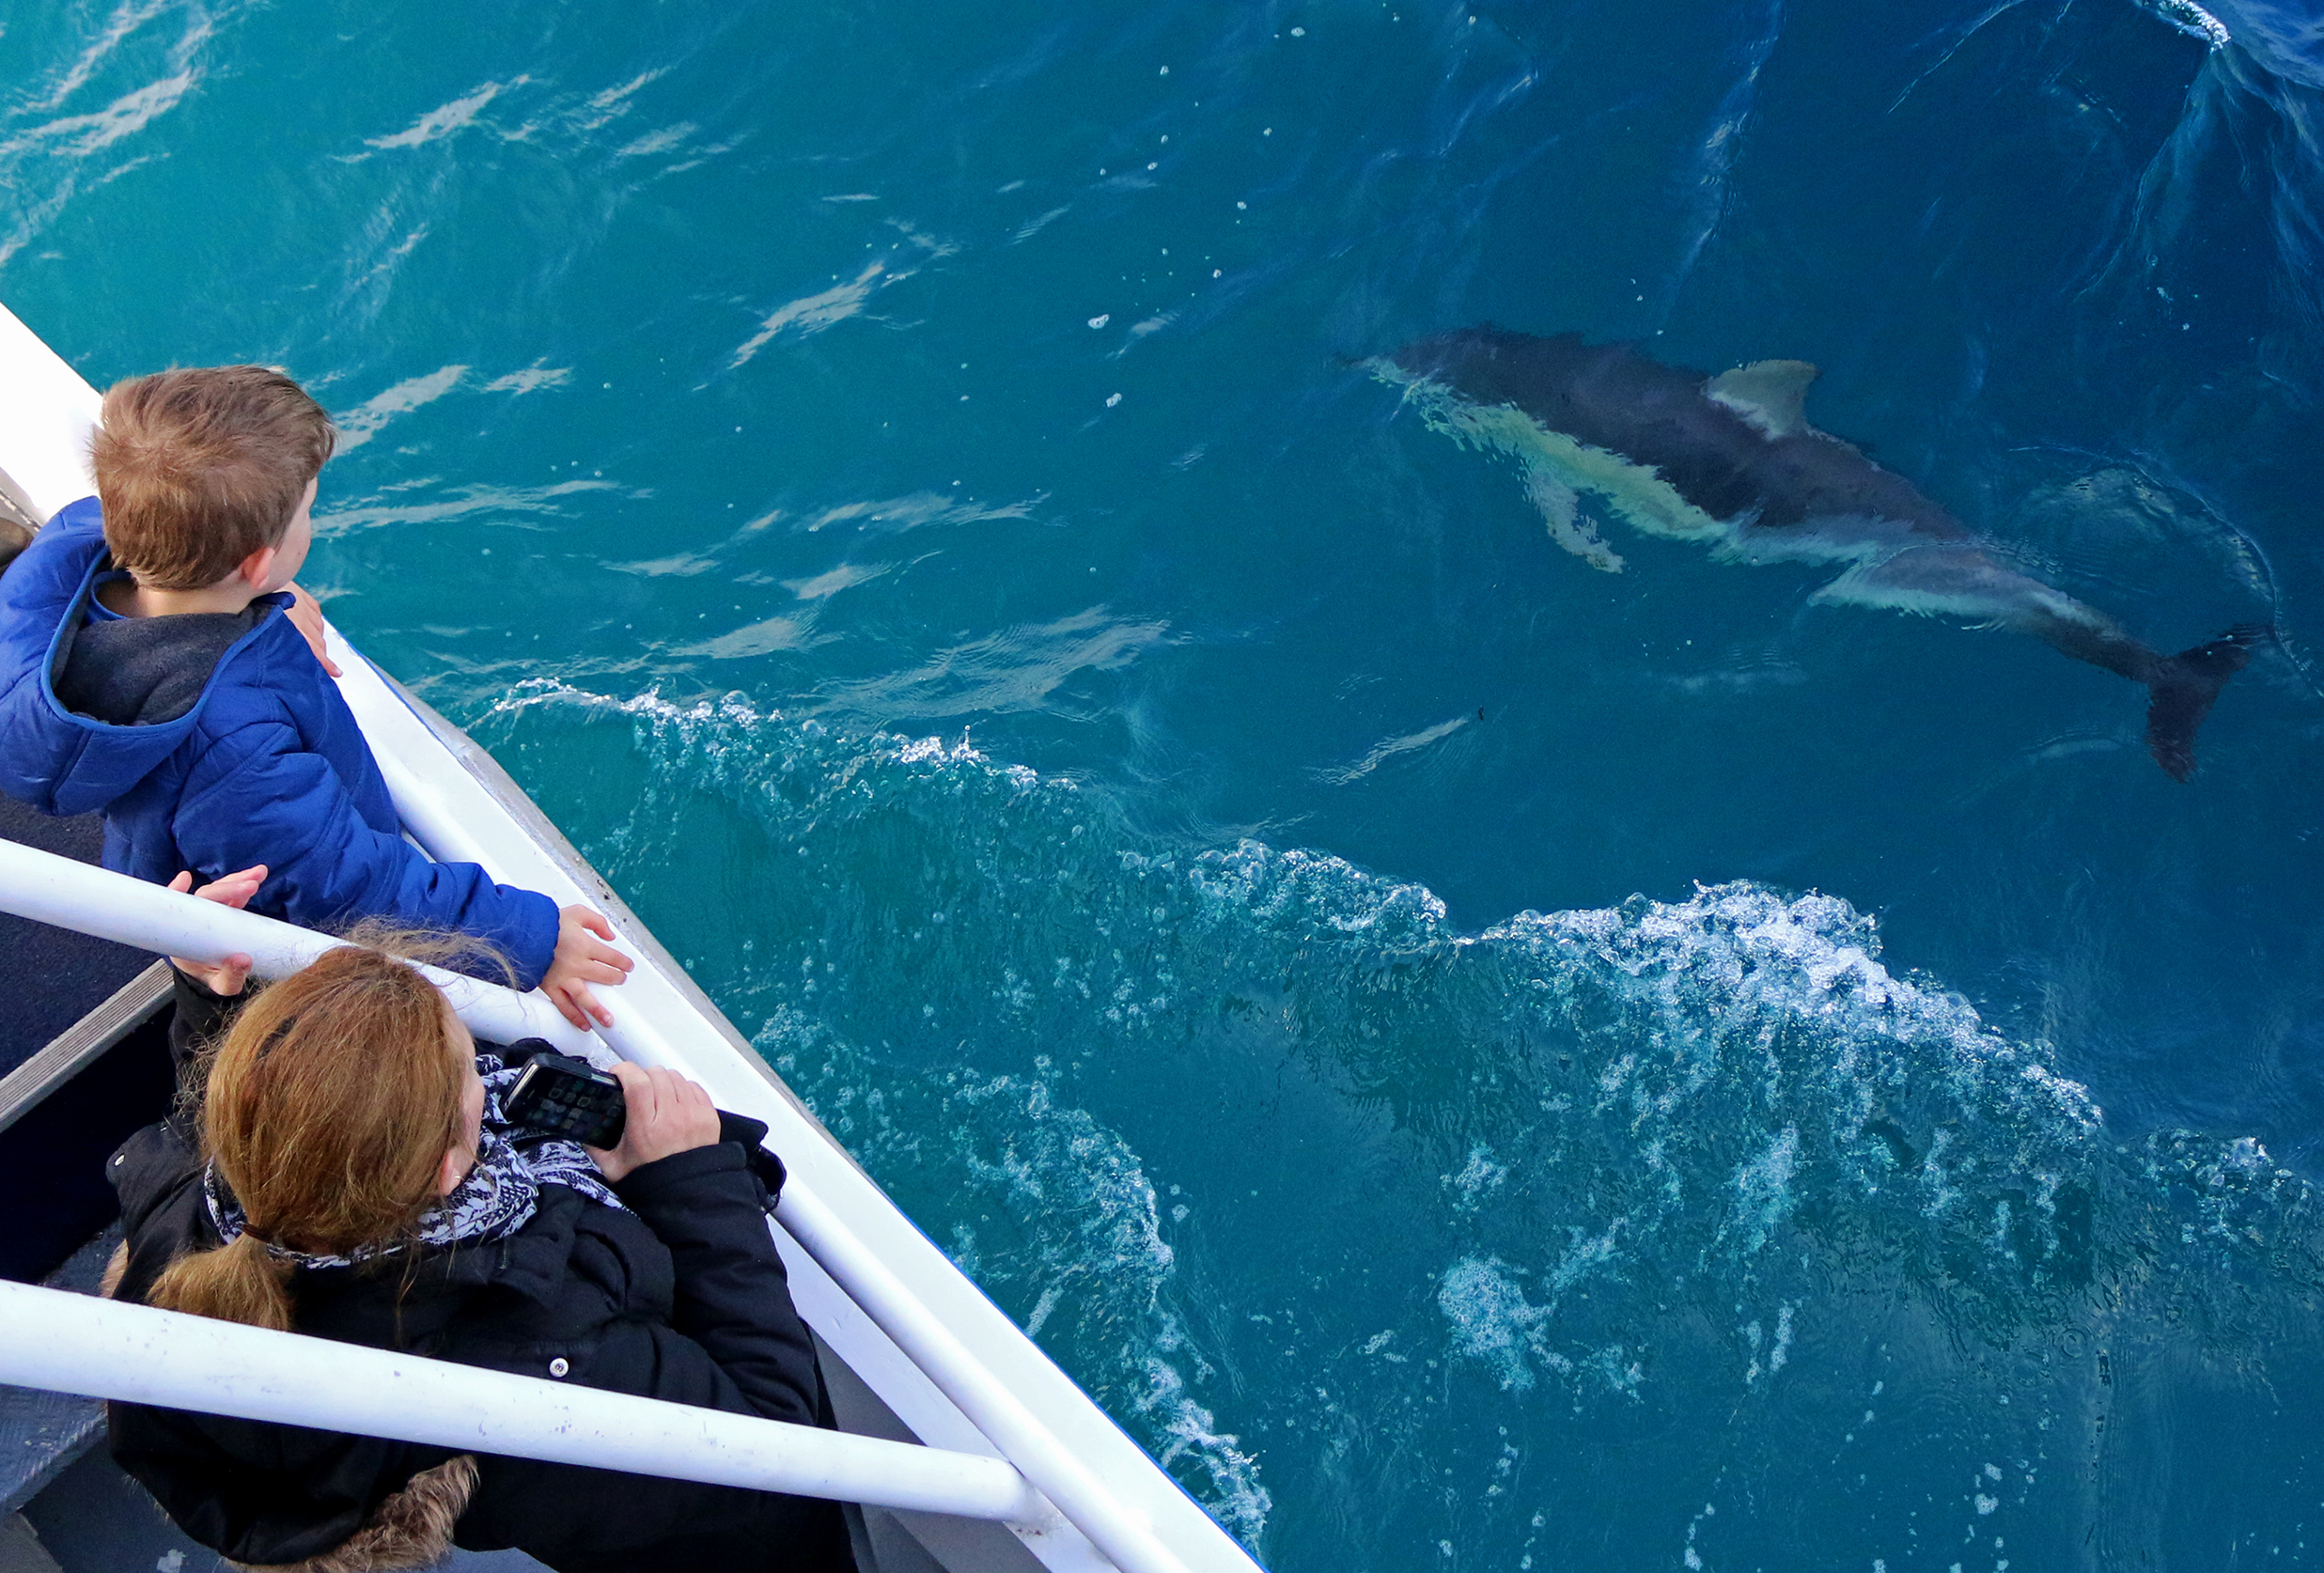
[148,944,468,1331]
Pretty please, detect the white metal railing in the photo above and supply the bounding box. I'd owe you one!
[0,838,596,1056]
[0,1280,1048,1524]
[0,842,1204,1573]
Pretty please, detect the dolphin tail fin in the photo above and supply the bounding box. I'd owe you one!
[2145,623,2269,782]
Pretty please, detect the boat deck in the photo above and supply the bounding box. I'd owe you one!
[0,799,174,1286]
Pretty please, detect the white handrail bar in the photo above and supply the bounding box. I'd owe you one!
[363,712,1193,1573]
[0,838,598,1056]
[0,835,1193,1573]
[0,1279,1048,1524]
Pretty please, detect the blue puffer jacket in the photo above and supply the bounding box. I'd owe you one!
[0,497,558,988]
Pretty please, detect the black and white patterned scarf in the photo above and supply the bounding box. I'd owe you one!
[205,1053,624,1269]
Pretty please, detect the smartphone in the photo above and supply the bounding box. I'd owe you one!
[504,1051,628,1148]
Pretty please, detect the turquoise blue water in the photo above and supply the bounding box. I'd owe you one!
[8,0,2324,1565]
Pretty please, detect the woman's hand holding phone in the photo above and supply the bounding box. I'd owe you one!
[585,1062,720,1182]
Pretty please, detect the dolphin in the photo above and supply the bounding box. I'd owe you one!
[1371,326,2264,780]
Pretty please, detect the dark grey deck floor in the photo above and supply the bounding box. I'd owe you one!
[1,794,175,1285]
[0,798,147,1078]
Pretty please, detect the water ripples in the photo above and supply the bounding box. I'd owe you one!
[471,682,2324,1566]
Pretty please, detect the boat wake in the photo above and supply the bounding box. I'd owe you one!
[476,679,2324,1567]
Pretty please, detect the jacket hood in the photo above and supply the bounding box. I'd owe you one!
[0,496,290,817]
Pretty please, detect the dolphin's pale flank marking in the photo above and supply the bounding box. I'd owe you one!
[1373,326,2266,781]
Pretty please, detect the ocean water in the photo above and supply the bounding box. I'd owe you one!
[6,0,2324,1566]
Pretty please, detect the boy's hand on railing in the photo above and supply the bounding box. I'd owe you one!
[543,904,633,1029]
[585,1061,720,1183]
[164,864,267,996]
[283,584,343,678]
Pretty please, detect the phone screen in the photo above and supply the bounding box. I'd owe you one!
[506,1053,628,1148]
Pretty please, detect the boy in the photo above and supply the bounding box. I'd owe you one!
[0,365,629,1026]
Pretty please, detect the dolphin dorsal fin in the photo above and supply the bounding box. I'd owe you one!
[1708,359,1819,439]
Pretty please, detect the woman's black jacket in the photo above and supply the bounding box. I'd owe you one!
[104,979,856,1573]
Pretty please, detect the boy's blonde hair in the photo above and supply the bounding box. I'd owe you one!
[92,366,335,590]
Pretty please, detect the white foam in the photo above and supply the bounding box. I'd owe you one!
[482,682,2322,1456]
[1317,713,1474,786]
[481,364,572,396]
[677,615,818,660]
[333,365,470,452]
[2133,0,2231,46]
[1444,1145,1509,1212]
[317,478,616,537]
[0,7,211,268]
[1135,1355,1272,1543]
[20,0,173,115]
[783,562,893,601]
[1437,1256,1552,1393]
[364,80,518,151]
[582,69,670,122]
[798,491,1042,536]
[730,260,890,365]
[1727,1125,1801,1254]
[615,121,695,160]
[740,989,1266,1542]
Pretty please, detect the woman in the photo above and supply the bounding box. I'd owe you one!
[104,875,857,1573]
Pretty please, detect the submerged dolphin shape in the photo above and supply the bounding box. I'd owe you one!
[1373,326,2264,780]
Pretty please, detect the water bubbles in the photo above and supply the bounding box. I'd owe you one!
[1443,1146,1509,1212]
[1728,1125,1801,1254]
[479,683,2324,1565]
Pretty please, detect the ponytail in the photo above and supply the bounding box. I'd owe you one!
[148,1228,294,1332]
